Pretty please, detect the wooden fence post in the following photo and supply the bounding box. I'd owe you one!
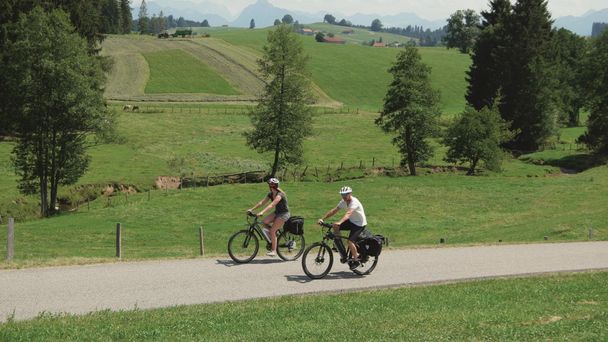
[372,157,375,167]
[199,226,205,256]
[116,223,122,258]
[589,228,594,240]
[7,218,14,261]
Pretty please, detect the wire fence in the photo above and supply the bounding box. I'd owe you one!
[110,104,364,116]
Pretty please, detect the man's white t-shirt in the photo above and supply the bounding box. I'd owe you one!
[337,196,367,227]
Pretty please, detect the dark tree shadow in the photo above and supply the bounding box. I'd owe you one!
[537,153,604,173]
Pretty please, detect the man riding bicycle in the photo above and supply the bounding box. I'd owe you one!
[318,186,367,269]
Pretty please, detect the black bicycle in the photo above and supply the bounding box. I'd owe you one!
[227,212,306,263]
[301,221,382,279]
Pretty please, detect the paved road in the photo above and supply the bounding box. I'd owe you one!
[1,242,607,322]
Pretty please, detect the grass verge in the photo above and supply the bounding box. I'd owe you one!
[1,271,606,340]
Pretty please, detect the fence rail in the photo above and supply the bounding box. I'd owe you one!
[109,104,364,116]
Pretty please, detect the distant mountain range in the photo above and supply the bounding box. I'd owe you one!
[554,8,608,35]
[135,0,607,35]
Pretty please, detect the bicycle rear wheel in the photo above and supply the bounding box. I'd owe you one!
[227,230,259,263]
[276,231,305,261]
[302,242,333,279]
[351,254,379,276]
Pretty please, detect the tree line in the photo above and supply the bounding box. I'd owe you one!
[135,0,210,35]
[322,14,446,47]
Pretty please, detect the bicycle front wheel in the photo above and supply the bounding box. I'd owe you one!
[227,230,259,263]
[276,231,305,261]
[301,242,333,279]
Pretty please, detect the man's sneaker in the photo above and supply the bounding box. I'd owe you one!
[266,250,277,257]
[348,260,360,270]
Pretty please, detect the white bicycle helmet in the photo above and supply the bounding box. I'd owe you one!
[268,178,280,185]
[339,186,352,195]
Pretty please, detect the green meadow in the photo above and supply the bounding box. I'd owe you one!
[0,165,605,267]
[1,272,607,340]
[143,49,239,95]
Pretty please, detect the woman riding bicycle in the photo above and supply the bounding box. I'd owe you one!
[247,178,290,257]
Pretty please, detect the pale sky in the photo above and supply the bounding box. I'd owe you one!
[209,0,606,20]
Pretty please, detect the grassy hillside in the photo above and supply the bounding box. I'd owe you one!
[1,165,605,266]
[102,28,469,113]
[208,27,470,113]
[143,49,239,95]
[2,272,607,340]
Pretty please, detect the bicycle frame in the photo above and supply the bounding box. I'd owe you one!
[246,214,271,244]
[318,222,353,262]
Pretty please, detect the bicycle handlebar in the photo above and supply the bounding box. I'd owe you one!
[318,221,333,229]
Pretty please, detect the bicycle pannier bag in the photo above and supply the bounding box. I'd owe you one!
[359,235,383,257]
[284,216,304,235]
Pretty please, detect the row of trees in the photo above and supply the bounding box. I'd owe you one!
[1,4,115,217]
[136,0,210,35]
[323,14,446,47]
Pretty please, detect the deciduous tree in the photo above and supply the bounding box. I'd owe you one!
[443,101,514,175]
[5,7,114,217]
[371,18,382,32]
[444,9,481,53]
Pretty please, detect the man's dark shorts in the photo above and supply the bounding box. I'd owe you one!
[339,220,365,242]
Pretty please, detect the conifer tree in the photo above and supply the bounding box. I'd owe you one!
[245,25,313,177]
[578,30,608,155]
[376,46,441,176]
[120,0,132,34]
[466,0,512,111]
[138,0,148,34]
[501,0,555,151]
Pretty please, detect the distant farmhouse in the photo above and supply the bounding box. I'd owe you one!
[323,36,346,44]
[372,42,385,48]
[301,28,314,36]
[342,28,354,34]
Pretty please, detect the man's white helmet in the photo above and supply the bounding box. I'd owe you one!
[268,178,280,185]
[339,186,352,195]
